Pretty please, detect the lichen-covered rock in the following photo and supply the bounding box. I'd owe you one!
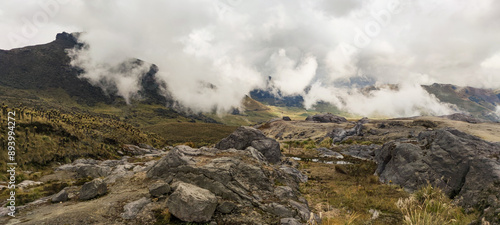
[149,182,170,198]
[375,128,500,223]
[215,126,282,163]
[79,178,107,200]
[51,189,68,203]
[147,144,315,224]
[166,182,217,222]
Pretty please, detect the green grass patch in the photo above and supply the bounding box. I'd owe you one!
[143,122,237,147]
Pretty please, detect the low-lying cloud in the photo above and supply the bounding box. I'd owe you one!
[2,0,500,116]
[304,82,456,117]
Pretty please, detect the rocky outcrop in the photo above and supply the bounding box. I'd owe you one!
[375,128,500,223]
[306,113,347,123]
[79,178,107,200]
[283,116,292,121]
[147,145,318,224]
[167,182,218,222]
[341,144,379,161]
[444,113,485,124]
[315,147,344,159]
[215,126,282,163]
[326,118,367,144]
[51,189,69,203]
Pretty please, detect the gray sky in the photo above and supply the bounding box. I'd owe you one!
[1,0,499,116]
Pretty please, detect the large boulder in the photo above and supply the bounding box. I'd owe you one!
[166,182,217,223]
[215,126,282,163]
[149,182,171,198]
[326,118,367,144]
[305,113,347,123]
[375,128,500,223]
[341,144,378,161]
[79,178,107,200]
[51,189,69,203]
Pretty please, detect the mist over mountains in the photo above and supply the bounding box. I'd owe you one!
[1,0,500,118]
[1,32,499,122]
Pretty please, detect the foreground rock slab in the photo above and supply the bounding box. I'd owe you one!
[167,182,217,222]
[375,128,500,223]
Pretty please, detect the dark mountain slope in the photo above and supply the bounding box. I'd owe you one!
[0,32,171,106]
[0,32,115,105]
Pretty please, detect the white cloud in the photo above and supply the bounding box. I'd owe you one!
[304,82,456,118]
[269,49,318,96]
[481,53,500,69]
[1,0,499,116]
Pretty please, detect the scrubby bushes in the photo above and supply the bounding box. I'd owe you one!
[396,184,477,225]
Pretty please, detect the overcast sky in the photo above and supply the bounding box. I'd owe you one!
[1,0,499,116]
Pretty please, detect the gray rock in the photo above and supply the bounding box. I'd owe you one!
[280,218,302,225]
[274,186,294,200]
[216,126,268,150]
[328,128,347,143]
[217,201,237,214]
[75,165,112,178]
[167,182,217,222]
[138,143,154,150]
[146,145,197,178]
[105,164,134,184]
[267,203,296,218]
[289,199,310,221]
[247,146,267,163]
[327,118,367,144]
[282,116,292,121]
[305,113,347,123]
[341,144,378,161]
[51,189,68,203]
[375,128,500,223]
[146,143,315,224]
[122,197,151,220]
[79,178,107,200]
[250,139,282,164]
[149,182,170,198]
[280,166,308,183]
[315,147,344,159]
[215,126,282,164]
[122,144,152,155]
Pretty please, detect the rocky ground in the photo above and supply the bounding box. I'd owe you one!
[1,113,499,224]
[0,127,319,225]
[259,114,500,224]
